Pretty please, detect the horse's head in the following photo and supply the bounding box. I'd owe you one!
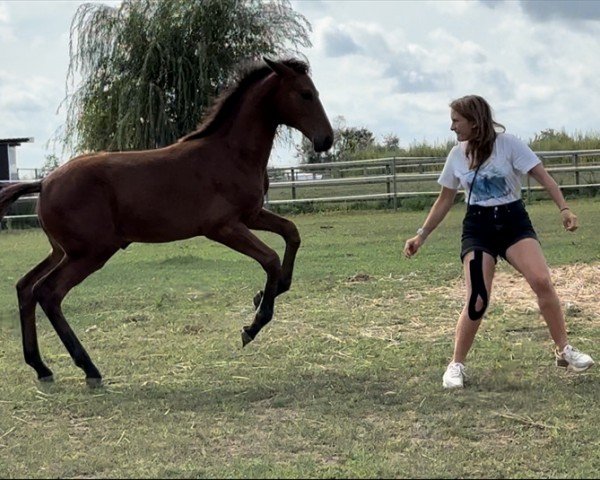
[264,58,334,153]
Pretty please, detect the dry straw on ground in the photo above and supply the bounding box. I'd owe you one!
[347,263,599,344]
[445,262,600,318]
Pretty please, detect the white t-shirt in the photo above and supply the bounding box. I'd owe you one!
[438,133,541,206]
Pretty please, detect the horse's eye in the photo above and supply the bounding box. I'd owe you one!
[300,91,314,101]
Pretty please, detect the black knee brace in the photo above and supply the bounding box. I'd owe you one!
[468,249,488,320]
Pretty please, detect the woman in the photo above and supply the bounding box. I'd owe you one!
[404,95,594,389]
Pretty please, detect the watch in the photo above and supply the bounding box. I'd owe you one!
[416,227,428,239]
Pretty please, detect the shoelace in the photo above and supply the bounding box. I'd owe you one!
[566,347,584,359]
[560,346,580,357]
[448,363,465,377]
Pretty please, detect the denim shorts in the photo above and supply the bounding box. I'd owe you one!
[461,199,538,262]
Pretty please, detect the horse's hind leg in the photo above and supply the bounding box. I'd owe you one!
[246,209,300,308]
[33,249,117,386]
[206,222,281,346]
[16,244,64,381]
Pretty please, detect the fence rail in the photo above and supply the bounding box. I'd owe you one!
[2,149,600,228]
[264,149,600,209]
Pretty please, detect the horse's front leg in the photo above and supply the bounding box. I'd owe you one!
[206,222,282,347]
[245,208,301,309]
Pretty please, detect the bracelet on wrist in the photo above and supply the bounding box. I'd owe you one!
[416,227,429,239]
[560,207,570,212]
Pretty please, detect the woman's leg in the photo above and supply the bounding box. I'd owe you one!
[504,238,568,350]
[452,250,497,364]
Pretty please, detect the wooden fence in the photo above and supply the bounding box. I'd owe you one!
[2,149,600,228]
[264,149,600,210]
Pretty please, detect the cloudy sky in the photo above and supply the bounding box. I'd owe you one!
[2,0,600,173]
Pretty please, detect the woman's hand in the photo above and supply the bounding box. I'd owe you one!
[404,235,424,258]
[561,209,578,232]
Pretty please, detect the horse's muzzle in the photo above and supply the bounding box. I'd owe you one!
[314,134,333,153]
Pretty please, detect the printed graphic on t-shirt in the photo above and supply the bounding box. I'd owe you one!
[469,167,511,203]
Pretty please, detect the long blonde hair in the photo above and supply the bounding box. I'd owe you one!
[450,95,505,169]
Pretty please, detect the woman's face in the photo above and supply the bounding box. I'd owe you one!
[450,109,476,142]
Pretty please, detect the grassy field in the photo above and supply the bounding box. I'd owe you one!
[0,199,598,478]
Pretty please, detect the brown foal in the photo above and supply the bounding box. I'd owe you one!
[0,58,333,386]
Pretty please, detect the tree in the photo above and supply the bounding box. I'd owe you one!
[40,154,61,177]
[295,136,327,164]
[382,133,399,150]
[296,116,377,164]
[531,128,570,143]
[59,0,311,155]
[296,115,343,164]
[335,126,375,159]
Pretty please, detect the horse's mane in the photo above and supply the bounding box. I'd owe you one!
[179,58,310,143]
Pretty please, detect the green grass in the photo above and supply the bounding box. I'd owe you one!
[0,199,598,478]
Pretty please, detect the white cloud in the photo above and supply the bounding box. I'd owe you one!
[3,0,600,170]
[518,0,600,23]
[514,83,557,103]
[319,21,361,57]
[0,70,64,163]
[0,2,15,42]
[0,72,57,113]
[0,2,8,22]
[295,0,600,151]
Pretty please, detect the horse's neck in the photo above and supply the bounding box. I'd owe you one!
[229,115,276,164]
[219,81,278,168]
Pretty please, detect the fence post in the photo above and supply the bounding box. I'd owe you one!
[392,157,398,211]
[290,167,296,201]
[573,153,580,192]
[385,162,391,208]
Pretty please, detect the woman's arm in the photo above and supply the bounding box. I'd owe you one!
[404,187,458,257]
[528,163,578,231]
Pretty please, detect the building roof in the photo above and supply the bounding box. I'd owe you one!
[0,137,34,146]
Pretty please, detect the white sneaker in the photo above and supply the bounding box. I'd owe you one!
[555,345,595,373]
[443,362,466,389]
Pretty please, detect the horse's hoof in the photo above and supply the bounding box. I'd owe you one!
[241,329,254,347]
[38,375,54,383]
[253,290,263,309]
[86,377,103,388]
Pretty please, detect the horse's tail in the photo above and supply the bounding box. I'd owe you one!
[0,181,42,220]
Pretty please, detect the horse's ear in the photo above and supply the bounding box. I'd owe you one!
[263,57,294,78]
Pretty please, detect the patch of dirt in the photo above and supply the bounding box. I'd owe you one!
[346,273,373,283]
[441,262,600,317]
[351,263,599,343]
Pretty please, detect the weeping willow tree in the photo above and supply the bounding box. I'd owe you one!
[59,0,311,154]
